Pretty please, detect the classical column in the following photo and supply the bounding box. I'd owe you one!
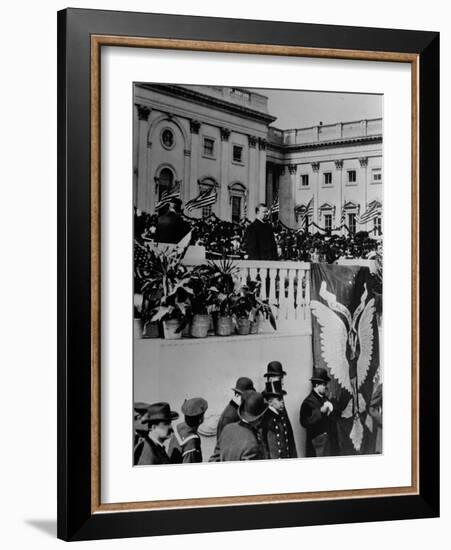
[287,164,297,227]
[220,127,230,220]
[311,161,320,227]
[136,104,151,212]
[258,138,267,205]
[359,156,369,231]
[188,120,201,207]
[335,159,343,230]
[183,148,191,205]
[247,135,258,218]
[279,165,297,228]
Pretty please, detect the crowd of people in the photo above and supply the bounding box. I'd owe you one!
[133,360,383,465]
[134,201,381,263]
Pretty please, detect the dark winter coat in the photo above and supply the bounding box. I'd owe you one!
[299,390,333,457]
[244,219,278,260]
[261,407,298,459]
[167,422,203,464]
[209,420,267,462]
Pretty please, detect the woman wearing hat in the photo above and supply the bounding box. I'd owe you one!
[299,368,335,457]
[209,391,268,462]
[134,402,179,465]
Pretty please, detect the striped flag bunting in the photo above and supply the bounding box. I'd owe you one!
[155,186,181,210]
[185,187,217,212]
[270,196,279,214]
[301,196,314,223]
[357,200,382,224]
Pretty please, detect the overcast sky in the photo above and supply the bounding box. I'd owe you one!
[249,88,383,130]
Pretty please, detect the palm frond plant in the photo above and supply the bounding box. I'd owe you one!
[139,245,193,338]
[240,279,277,333]
[207,259,240,335]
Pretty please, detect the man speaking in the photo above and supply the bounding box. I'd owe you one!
[244,203,278,260]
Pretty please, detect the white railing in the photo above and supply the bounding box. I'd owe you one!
[184,259,311,333]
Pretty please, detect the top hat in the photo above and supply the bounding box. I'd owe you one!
[262,380,287,399]
[264,361,286,378]
[232,377,255,394]
[310,368,331,384]
[181,397,208,417]
[238,390,268,423]
[141,402,179,424]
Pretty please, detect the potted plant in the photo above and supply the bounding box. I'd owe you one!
[139,246,192,339]
[245,280,277,334]
[186,265,218,338]
[207,259,239,336]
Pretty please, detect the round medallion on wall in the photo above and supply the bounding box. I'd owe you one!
[160,127,175,150]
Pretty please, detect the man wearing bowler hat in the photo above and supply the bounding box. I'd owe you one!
[216,376,255,440]
[209,390,268,462]
[300,368,335,457]
[134,402,179,465]
[261,381,298,459]
[168,397,208,464]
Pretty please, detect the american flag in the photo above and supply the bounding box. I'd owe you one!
[155,186,181,211]
[357,200,382,224]
[185,188,217,212]
[270,196,279,214]
[300,196,314,223]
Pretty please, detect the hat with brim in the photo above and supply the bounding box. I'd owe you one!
[232,376,255,394]
[134,401,150,415]
[238,390,268,423]
[310,368,331,383]
[134,418,149,436]
[262,380,286,398]
[264,361,286,378]
[141,402,179,424]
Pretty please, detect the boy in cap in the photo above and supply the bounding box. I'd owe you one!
[134,402,179,465]
[300,368,334,457]
[261,381,298,459]
[209,391,268,462]
[263,361,297,458]
[168,397,208,464]
[216,376,255,439]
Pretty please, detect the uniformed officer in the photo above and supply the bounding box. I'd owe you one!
[261,380,298,459]
[262,361,297,458]
[134,402,179,465]
[209,390,268,462]
[216,376,255,439]
[168,397,208,464]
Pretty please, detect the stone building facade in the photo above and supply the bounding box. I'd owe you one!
[134,84,383,234]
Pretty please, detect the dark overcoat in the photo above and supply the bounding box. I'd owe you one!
[167,422,203,464]
[299,391,333,457]
[244,219,278,260]
[209,421,267,462]
[262,408,298,459]
[134,435,171,465]
[216,400,239,439]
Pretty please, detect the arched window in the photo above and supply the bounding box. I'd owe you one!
[156,167,174,201]
[228,182,247,222]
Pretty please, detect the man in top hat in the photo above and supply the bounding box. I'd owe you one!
[209,391,268,462]
[216,377,255,440]
[168,397,208,464]
[261,381,297,459]
[263,361,297,457]
[134,402,179,465]
[299,368,335,457]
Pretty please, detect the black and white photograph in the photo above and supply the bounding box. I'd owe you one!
[132,84,383,466]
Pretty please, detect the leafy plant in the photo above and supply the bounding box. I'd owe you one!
[238,279,277,330]
[207,259,240,316]
[139,245,193,328]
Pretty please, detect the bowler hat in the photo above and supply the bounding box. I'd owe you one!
[310,368,331,383]
[232,377,255,394]
[181,397,208,417]
[239,390,268,423]
[264,361,286,378]
[262,380,286,398]
[141,402,179,424]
